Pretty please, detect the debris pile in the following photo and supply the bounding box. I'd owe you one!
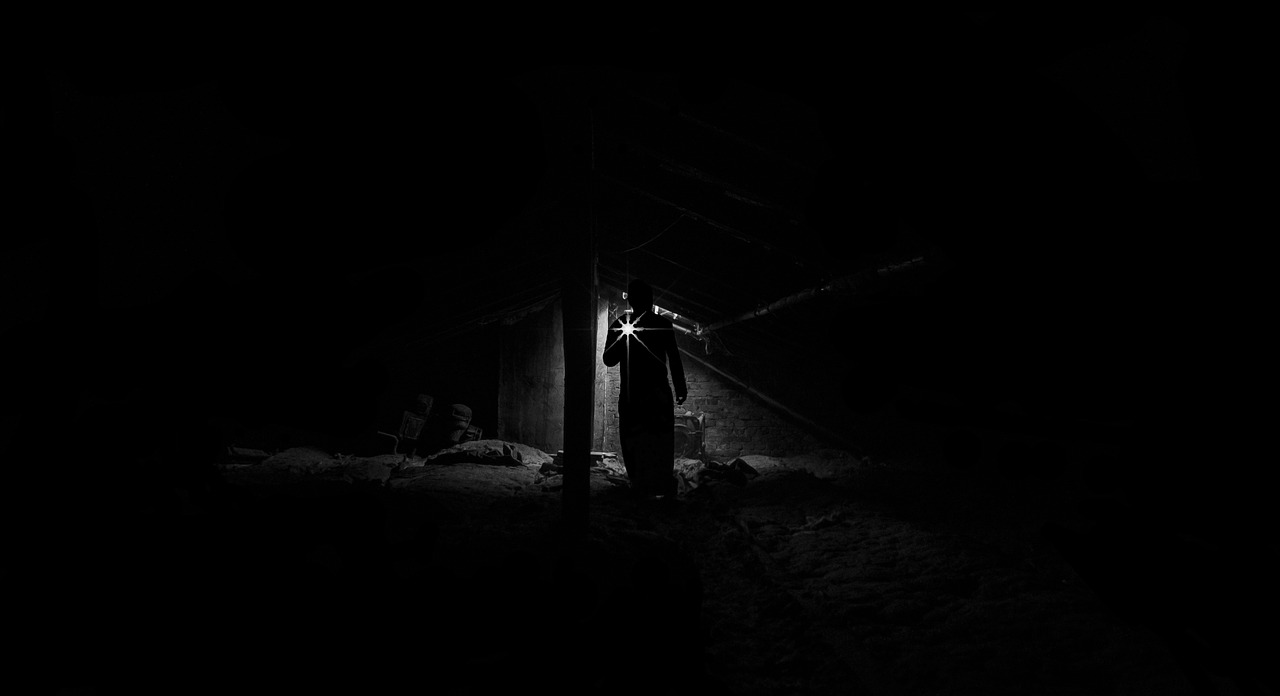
[400,440,554,470]
[220,440,558,488]
[535,451,628,491]
[674,457,761,494]
[220,447,398,486]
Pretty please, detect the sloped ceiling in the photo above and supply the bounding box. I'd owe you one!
[15,11,1222,456]
[378,63,936,351]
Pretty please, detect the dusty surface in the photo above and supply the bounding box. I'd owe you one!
[25,441,1254,695]
[199,442,1230,695]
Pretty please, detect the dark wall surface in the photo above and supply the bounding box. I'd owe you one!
[498,299,567,453]
[3,11,1266,543]
[498,297,612,454]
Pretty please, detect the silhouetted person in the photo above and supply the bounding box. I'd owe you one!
[603,280,687,499]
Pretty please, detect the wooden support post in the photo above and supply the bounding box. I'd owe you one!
[561,222,596,536]
[559,99,598,538]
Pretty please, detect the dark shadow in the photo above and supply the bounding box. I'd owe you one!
[1041,489,1277,696]
[603,280,688,499]
[941,429,984,473]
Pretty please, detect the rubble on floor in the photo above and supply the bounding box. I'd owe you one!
[220,439,876,498]
[674,457,760,493]
[535,452,629,491]
[671,450,875,494]
[527,449,876,496]
[220,446,399,486]
[175,442,1223,695]
[219,440,561,489]
[398,439,555,470]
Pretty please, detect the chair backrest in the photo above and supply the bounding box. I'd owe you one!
[399,411,426,440]
[673,413,705,459]
[674,413,703,432]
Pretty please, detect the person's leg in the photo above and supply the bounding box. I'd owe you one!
[628,427,655,497]
[642,406,676,497]
[619,417,646,497]
[631,419,675,498]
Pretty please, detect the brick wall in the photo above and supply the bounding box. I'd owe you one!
[601,344,826,459]
[602,365,621,454]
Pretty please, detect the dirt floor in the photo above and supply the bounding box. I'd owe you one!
[176,440,1247,696]
[15,440,1261,695]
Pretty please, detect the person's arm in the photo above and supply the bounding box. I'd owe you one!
[667,328,687,405]
[603,318,625,367]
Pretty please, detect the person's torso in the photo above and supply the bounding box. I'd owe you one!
[617,313,674,389]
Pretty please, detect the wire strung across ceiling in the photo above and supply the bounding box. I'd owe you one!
[620,213,686,254]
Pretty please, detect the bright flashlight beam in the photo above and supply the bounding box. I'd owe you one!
[615,316,662,362]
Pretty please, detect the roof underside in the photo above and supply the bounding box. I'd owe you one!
[33,17,1213,459]
[376,65,941,357]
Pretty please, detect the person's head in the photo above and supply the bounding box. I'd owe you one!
[626,279,653,313]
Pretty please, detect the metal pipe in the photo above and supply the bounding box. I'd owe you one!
[611,297,707,343]
[669,321,698,337]
[677,347,866,457]
[597,263,725,319]
[652,305,700,333]
[696,256,925,336]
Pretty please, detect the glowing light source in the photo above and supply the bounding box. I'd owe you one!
[613,310,664,362]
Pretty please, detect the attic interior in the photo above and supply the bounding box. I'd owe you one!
[4,13,1273,696]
